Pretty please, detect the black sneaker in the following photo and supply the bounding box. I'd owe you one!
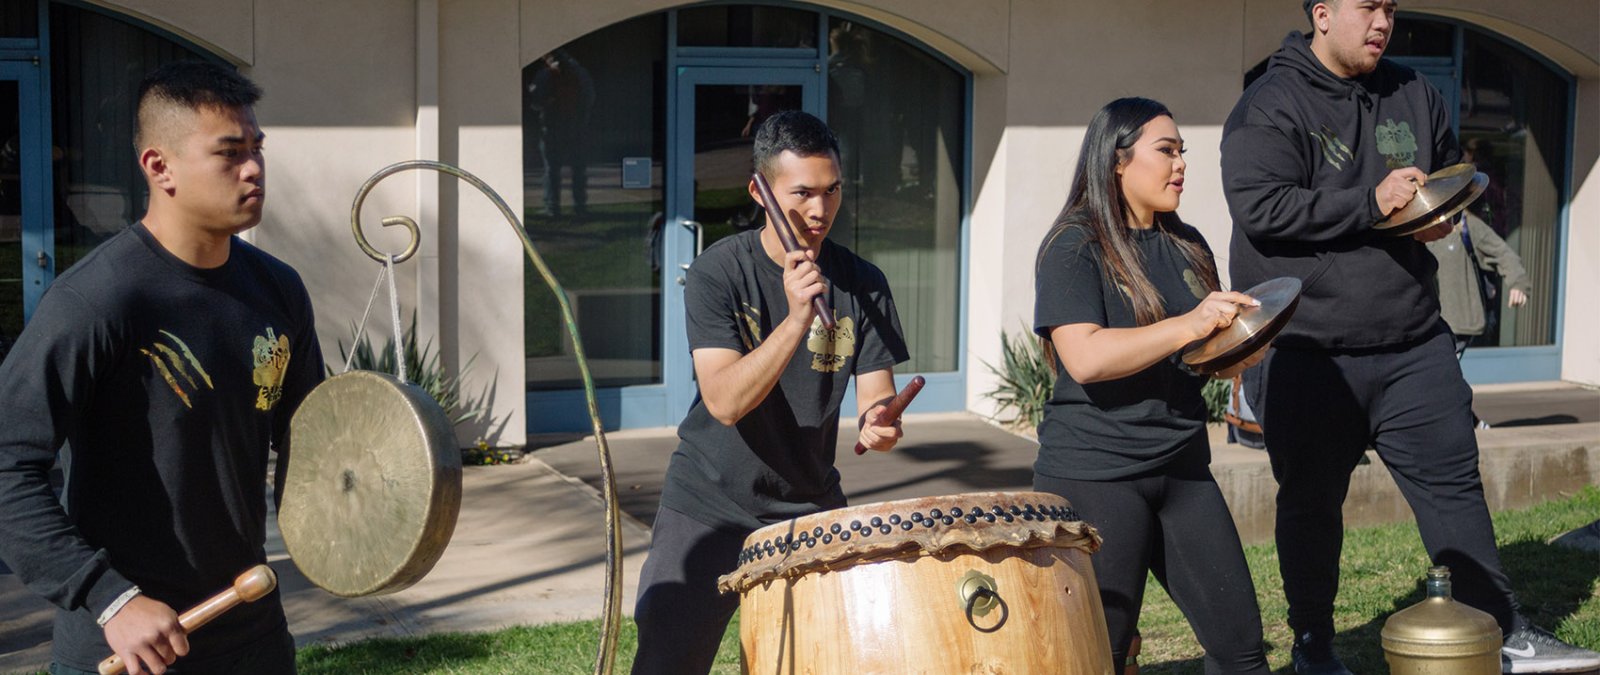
[1291,631,1355,675]
[1501,624,1600,673]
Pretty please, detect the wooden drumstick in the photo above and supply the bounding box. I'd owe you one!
[855,375,926,455]
[97,565,278,675]
[751,171,835,331]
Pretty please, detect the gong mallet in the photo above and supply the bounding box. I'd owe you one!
[855,375,926,455]
[751,172,835,331]
[97,565,278,675]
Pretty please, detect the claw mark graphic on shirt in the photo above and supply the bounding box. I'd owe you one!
[1310,125,1353,171]
[736,303,764,351]
[159,330,213,388]
[251,327,292,411]
[1375,119,1418,169]
[808,315,855,373]
[140,331,214,408]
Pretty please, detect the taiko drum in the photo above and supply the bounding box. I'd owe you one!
[718,491,1114,674]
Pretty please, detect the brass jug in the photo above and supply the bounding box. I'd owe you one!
[1382,566,1503,674]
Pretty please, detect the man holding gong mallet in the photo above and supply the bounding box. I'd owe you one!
[1221,2,1599,673]
[0,62,322,674]
[631,110,910,674]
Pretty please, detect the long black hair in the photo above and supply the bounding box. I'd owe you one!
[1038,97,1219,328]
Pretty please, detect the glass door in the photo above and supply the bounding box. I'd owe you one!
[664,66,819,421]
[0,59,50,365]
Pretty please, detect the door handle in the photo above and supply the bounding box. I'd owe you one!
[36,250,48,269]
[680,219,704,257]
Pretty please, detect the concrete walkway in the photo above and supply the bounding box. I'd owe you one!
[1,382,1595,673]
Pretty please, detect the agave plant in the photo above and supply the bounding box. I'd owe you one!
[983,326,1056,429]
[1201,376,1231,424]
[334,314,486,425]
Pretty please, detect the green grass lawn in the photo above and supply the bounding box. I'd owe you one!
[294,487,1600,673]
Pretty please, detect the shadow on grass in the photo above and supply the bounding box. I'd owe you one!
[1325,536,1600,674]
[298,633,506,673]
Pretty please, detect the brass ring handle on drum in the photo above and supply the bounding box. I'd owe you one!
[958,570,1000,618]
[348,160,625,675]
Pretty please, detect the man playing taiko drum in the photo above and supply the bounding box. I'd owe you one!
[630,110,910,674]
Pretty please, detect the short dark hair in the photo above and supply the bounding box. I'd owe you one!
[752,111,840,178]
[135,61,262,151]
[1304,0,1341,25]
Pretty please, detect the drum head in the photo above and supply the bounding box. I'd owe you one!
[279,371,462,597]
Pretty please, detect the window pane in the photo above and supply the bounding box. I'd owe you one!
[694,83,802,250]
[828,18,962,373]
[1458,27,1566,348]
[0,80,22,362]
[0,1,39,39]
[677,6,817,49]
[524,14,666,390]
[1387,18,1454,58]
[49,4,211,273]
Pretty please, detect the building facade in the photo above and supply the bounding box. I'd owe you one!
[0,0,1594,445]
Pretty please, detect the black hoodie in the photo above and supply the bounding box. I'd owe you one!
[1222,32,1460,350]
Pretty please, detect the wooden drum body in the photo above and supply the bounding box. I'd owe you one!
[718,492,1113,674]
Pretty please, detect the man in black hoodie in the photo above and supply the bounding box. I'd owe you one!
[1221,2,1599,674]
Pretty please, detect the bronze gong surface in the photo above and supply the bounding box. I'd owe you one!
[1182,276,1301,373]
[1373,163,1489,237]
[279,370,462,597]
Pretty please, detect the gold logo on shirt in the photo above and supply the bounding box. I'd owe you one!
[808,315,854,373]
[1376,119,1418,169]
[1183,269,1208,301]
[251,327,291,411]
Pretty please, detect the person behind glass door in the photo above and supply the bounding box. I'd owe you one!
[528,49,594,219]
[1033,97,1270,675]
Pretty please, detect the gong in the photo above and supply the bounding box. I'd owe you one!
[1373,163,1489,237]
[1182,277,1301,374]
[278,370,462,597]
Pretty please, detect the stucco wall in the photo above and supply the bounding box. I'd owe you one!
[84,0,1598,440]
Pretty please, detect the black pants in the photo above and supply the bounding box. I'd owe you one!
[1036,445,1269,675]
[631,506,747,675]
[1251,328,1518,637]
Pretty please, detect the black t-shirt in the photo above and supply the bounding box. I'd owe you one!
[0,223,323,669]
[1032,222,1212,481]
[660,229,908,532]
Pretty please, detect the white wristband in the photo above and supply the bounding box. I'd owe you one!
[96,586,143,626]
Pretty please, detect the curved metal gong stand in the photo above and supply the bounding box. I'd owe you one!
[349,160,624,675]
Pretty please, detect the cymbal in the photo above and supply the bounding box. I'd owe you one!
[1373,163,1489,237]
[279,371,462,597]
[1181,277,1301,374]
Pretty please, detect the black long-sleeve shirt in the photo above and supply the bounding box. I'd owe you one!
[0,223,323,669]
[1222,32,1461,349]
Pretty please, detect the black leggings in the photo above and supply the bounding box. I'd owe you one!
[1036,449,1269,675]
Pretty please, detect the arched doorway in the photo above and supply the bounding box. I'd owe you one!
[0,1,217,363]
[523,4,970,431]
